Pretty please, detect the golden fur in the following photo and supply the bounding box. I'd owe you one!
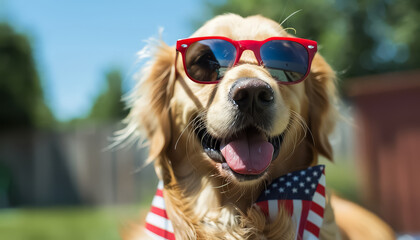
[121,14,395,240]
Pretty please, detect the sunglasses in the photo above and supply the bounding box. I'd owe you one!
[175,36,317,84]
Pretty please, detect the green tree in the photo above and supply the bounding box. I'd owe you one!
[0,23,55,130]
[206,0,420,80]
[87,69,127,123]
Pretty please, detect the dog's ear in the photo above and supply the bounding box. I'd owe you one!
[123,41,176,176]
[305,54,337,161]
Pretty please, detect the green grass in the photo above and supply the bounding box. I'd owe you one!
[0,205,146,240]
[0,160,361,240]
[319,157,362,203]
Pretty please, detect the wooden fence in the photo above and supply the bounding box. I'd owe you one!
[0,123,157,207]
[348,70,420,233]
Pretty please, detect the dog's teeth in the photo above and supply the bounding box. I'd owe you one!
[205,148,223,162]
[221,162,229,170]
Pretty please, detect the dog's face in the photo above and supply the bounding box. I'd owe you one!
[127,14,336,189]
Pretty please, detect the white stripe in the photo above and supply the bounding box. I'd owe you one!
[157,181,164,190]
[146,212,174,232]
[319,174,326,187]
[268,200,279,222]
[145,228,170,240]
[312,192,325,208]
[151,195,166,210]
[302,229,318,240]
[306,210,323,227]
[292,200,302,240]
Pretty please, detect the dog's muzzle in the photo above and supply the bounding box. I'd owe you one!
[194,77,284,180]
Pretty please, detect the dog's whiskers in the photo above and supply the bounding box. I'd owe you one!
[174,114,201,150]
[213,180,232,189]
[282,119,299,163]
[279,9,302,35]
[281,111,312,163]
[177,110,206,153]
[181,112,209,175]
[290,110,315,145]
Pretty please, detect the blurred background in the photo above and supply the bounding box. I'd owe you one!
[0,0,419,239]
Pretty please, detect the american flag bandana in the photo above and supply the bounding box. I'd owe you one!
[145,181,175,240]
[145,165,326,240]
[254,165,326,240]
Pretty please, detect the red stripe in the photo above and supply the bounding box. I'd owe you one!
[145,223,176,240]
[310,201,324,218]
[150,206,169,219]
[315,184,325,196]
[305,220,320,237]
[255,201,269,217]
[298,201,311,238]
[156,189,163,197]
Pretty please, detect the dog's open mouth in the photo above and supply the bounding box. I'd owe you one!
[195,121,283,180]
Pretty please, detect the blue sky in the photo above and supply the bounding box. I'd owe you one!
[1,0,210,120]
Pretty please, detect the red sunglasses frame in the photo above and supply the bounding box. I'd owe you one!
[175,36,318,84]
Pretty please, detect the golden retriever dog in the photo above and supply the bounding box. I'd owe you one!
[121,14,395,240]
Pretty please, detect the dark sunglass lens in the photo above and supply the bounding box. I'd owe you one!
[260,40,309,83]
[185,39,236,82]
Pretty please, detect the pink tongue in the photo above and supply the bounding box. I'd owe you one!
[220,130,274,175]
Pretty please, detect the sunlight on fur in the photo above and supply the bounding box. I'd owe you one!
[119,13,396,240]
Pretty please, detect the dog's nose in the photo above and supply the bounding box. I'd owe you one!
[230,78,274,113]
